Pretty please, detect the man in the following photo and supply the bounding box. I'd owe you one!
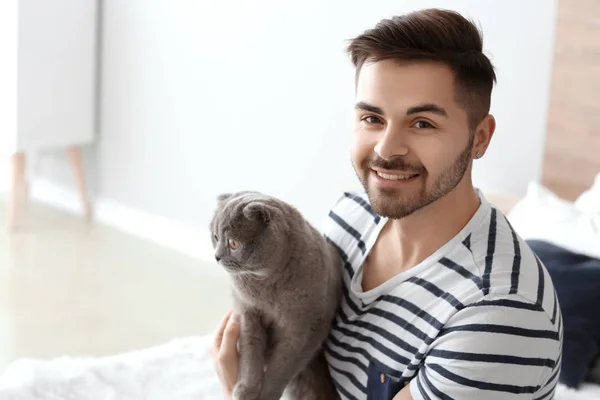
[213,8,562,400]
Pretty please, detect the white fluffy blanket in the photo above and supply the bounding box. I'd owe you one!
[0,336,223,400]
[0,336,599,400]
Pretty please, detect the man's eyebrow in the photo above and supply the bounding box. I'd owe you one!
[406,103,448,118]
[355,101,384,115]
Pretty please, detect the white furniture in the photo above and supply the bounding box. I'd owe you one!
[0,0,98,229]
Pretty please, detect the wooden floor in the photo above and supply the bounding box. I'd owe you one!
[0,199,231,374]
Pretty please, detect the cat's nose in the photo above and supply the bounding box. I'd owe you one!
[215,256,221,262]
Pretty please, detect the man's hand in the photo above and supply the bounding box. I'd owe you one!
[393,384,413,400]
[212,311,241,399]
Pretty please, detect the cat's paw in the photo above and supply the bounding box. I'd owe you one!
[232,382,262,400]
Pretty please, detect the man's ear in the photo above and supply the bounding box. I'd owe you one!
[243,202,272,224]
[473,114,496,158]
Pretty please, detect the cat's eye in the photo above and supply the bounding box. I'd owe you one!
[213,234,219,242]
[228,239,240,250]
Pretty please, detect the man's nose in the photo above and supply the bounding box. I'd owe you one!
[375,127,409,160]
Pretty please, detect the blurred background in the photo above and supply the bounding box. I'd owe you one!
[0,0,564,373]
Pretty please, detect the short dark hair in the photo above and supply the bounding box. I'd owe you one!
[347,8,496,129]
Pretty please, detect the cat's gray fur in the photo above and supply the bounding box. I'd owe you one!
[210,191,342,400]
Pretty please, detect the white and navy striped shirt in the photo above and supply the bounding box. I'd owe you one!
[322,191,563,400]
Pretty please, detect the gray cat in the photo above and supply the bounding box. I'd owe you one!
[210,191,342,400]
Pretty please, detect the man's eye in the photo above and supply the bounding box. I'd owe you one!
[362,115,383,124]
[414,120,434,129]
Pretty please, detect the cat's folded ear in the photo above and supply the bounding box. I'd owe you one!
[243,202,273,224]
[217,193,233,203]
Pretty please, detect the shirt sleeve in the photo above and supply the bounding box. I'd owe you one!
[409,294,562,400]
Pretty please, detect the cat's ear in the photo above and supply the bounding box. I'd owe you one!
[243,202,272,224]
[217,193,233,203]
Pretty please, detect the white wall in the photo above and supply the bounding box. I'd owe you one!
[96,0,358,230]
[25,0,558,260]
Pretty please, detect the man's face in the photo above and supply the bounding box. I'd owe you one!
[351,60,475,219]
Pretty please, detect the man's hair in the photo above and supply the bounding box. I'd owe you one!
[347,8,496,129]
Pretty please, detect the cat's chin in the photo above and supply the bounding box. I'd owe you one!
[219,263,239,274]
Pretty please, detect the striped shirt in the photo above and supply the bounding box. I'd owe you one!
[322,191,563,400]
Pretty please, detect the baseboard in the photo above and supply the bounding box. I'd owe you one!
[28,179,215,264]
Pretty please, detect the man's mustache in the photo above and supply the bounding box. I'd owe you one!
[365,155,426,174]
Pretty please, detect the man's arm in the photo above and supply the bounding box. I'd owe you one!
[398,294,562,400]
[393,385,413,400]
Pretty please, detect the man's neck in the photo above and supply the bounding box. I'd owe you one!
[388,180,481,270]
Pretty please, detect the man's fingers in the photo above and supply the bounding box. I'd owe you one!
[219,313,241,362]
[213,311,233,352]
[212,312,241,397]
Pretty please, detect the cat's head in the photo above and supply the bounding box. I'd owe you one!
[209,191,291,277]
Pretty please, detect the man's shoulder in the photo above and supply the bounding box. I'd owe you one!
[464,206,559,319]
[320,191,383,260]
[323,191,382,230]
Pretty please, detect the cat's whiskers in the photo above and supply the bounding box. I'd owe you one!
[237,268,270,281]
[226,261,269,281]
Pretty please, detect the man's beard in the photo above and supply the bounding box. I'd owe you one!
[355,134,474,219]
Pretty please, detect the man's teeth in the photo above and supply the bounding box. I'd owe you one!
[376,171,417,180]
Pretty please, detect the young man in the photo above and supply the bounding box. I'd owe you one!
[213,8,562,400]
